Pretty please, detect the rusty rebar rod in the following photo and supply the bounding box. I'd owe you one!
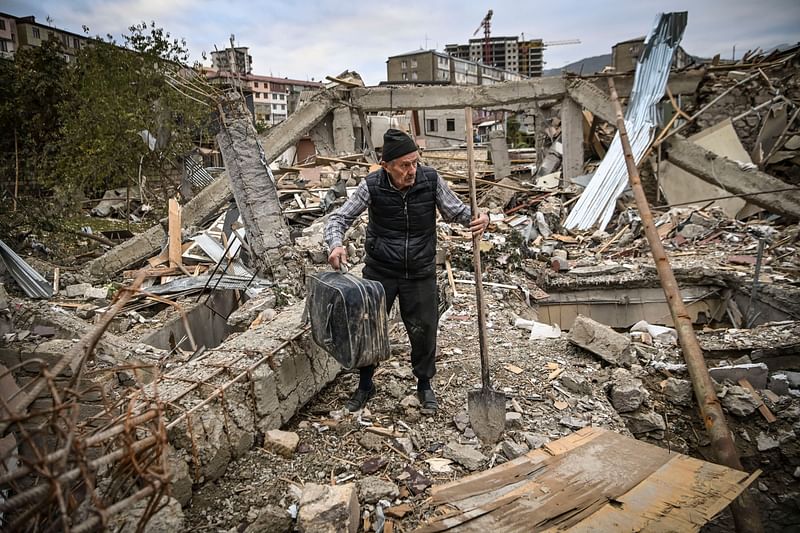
[607,77,763,533]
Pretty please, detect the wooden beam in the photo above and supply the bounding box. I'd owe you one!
[168,198,182,268]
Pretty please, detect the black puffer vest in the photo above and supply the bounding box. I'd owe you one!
[365,166,438,279]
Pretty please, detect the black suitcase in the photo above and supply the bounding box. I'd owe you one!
[306,271,389,370]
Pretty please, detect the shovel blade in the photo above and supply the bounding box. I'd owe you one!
[468,388,506,445]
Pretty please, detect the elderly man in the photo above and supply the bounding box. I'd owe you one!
[324,129,489,414]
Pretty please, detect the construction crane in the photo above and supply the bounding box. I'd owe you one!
[544,39,581,47]
[473,9,493,66]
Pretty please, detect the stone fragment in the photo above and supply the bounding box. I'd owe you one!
[568,315,632,365]
[709,363,769,390]
[357,476,399,504]
[453,411,470,432]
[443,441,487,471]
[500,439,529,460]
[561,373,592,396]
[114,496,184,533]
[297,483,359,533]
[622,410,666,436]
[385,503,412,519]
[677,223,706,240]
[358,432,384,452]
[663,378,693,406]
[264,429,300,458]
[720,386,760,416]
[521,432,550,450]
[610,376,649,413]
[400,394,420,408]
[756,432,780,452]
[361,457,388,475]
[395,437,414,455]
[65,283,91,298]
[402,466,431,495]
[784,371,800,389]
[768,373,790,396]
[559,415,589,430]
[245,505,293,533]
[504,411,524,429]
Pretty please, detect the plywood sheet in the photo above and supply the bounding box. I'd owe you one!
[416,428,756,533]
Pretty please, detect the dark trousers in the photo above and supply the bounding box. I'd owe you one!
[361,266,438,383]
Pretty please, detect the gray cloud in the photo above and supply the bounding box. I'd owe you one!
[9,0,800,84]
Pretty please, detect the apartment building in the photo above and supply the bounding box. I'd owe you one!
[386,49,522,86]
[206,70,322,125]
[385,50,522,147]
[210,47,252,75]
[0,13,88,62]
[445,36,545,77]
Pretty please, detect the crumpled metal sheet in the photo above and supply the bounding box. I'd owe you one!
[0,239,53,299]
[564,12,688,231]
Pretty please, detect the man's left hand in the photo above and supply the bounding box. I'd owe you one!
[470,212,490,237]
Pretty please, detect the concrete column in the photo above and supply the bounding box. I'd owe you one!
[488,130,511,180]
[561,96,585,183]
[332,106,356,154]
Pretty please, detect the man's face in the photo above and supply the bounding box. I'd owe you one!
[382,151,419,191]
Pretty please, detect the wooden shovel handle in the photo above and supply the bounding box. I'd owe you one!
[465,107,491,390]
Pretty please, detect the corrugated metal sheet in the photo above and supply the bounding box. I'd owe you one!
[0,239,53,299]
[564,12,687,231]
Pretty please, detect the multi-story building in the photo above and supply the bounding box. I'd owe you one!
[445,36,545,78]
[210,46,252,75]
[385,50,523,147]
[0,13,88,62]
[0,13,16,59]
[206,70,322,126]
[386,49,522,86]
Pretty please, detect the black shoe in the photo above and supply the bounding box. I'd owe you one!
[417,388,438,415]
[345,386,375,412]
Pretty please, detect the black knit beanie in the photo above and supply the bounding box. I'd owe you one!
[381,129,418,162]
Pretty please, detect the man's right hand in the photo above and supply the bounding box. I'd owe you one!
[328,246,348,271]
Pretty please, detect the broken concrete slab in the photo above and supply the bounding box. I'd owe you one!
[500,439,529,460]
[610,374,650,413]
[621,410,666,437]
[488,131,511,181]
[568,315,632,366]
[662,377,693,406]
[709,363,769,390]
[443,441,487,471]
[561,96,584,182]
[357,476,399,504]
[64,283,91,298]
[244,505,293,533]
[297,483,359,533]
[665,134,800,220]
[720,385,761,416]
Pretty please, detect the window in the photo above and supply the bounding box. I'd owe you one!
[401,72,408,80]
[0,20,5,31]
[427,119,438,132]
[73,37,79,49]
[411,58,417,68]
[446,118,455,132]
[279,94,285,100]
[254,82,259,88]
[400,60,407,69]
[281,104,286,110]
[411,71,418,80]
[0,41,8,52]
[32,27,40,39]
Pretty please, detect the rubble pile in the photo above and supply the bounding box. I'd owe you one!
[2,37,800,533]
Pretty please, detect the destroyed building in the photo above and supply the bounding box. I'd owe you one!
[2,10,800,533]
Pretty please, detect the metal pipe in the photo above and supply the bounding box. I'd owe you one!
[608,76,763,533]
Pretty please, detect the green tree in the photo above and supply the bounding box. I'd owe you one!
[54,22,213,203]
[0,36,71,206]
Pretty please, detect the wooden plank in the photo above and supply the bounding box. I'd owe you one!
[738,378,777,423]
[168,198,182,268]
[568,455,759,532]
[417,428,755,533]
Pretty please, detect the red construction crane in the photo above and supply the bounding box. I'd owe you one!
[473,9,493,66]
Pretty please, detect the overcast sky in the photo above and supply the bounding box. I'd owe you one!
[7,0,800,85]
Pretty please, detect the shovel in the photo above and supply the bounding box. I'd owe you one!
[464,107,506,444]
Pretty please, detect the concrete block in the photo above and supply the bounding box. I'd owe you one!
[568,315,631,366]
[85,286,109,300]
[709,363,769,389]
[275,355,297,400]
[165,444,193,507]
[65,283,91,298]
[297,483,359,533]
[251,366,280,418]
[168,404,231,483]
[264,429,299,458]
